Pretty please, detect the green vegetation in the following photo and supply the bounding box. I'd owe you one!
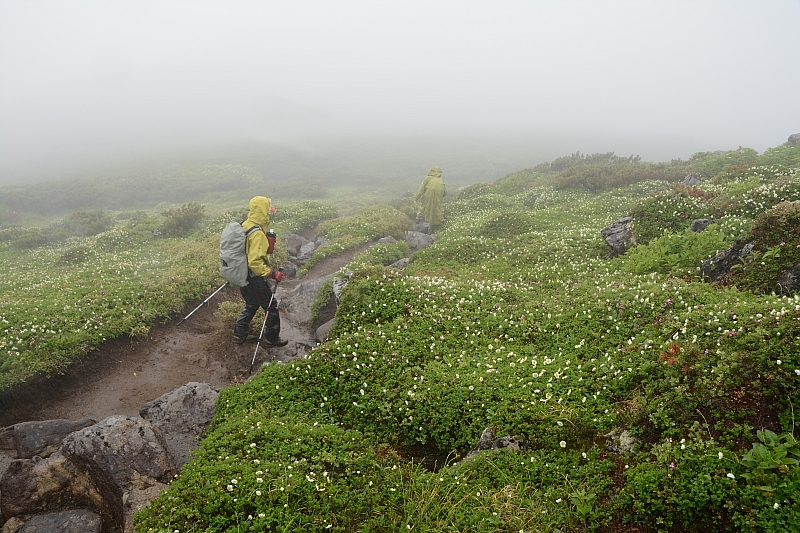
[298,205,411,276]
[0,200,339,390]
[2,140,800,531]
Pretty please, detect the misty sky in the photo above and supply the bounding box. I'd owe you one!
[1,0,799,183]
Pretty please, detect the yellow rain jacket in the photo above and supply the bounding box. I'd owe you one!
[415,166,447,226]
[242,196,274,278]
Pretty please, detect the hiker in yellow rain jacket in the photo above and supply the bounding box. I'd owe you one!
[233,196,288,346]
[414,166,447,227]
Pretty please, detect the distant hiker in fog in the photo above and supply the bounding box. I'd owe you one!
[415,165,447,228]
[233,196,288,347]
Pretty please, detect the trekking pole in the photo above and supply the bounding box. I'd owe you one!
[250,271,281,374]
[176,282,228,326]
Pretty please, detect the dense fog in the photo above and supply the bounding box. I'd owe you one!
[1,1,799,185]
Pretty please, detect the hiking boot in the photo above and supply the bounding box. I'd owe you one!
[233,333,259,344]
[261,337,289,347]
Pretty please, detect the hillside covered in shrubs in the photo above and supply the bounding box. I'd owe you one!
[128,142,800,532]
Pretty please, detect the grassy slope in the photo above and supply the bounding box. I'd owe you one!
[2,142,799,531]
[134,147,800,532]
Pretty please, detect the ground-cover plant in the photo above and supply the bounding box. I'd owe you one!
[269,200,338,233]
[0,220,221,390]
[136,149,800,532]
[298,204,411,276]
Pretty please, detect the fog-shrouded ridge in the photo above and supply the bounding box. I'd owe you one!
[1,1,798,185]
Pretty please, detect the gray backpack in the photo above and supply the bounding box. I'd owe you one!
[219,222,262,287]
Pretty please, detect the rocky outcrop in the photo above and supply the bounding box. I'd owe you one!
[0,383,220,533]
[601,216,635,256]
[788,133,800,146]
[699,237,753,281]
[139,382,219,469]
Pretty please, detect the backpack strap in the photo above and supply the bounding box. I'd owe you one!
[244,224,262,237]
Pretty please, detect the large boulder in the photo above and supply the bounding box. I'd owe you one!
[788,133,800,146]
[282,233,311,257]
[297,241,317,263]
[700,237,753,281]
[139,382,219,469]
[279,275,332,325]
[0,452,110,527]
[59,415,176,527]
[601,216,635,255]
[0,418,95,460]
[405,231,436,251]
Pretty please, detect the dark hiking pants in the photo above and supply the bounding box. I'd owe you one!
[234,275,281,342]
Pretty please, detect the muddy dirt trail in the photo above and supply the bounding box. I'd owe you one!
[0,246,368,428]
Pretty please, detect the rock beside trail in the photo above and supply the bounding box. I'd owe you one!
[406,231,436,251]
[0,384,219,533]
[139,382,219,469]
[315,319,335,343]
[0,418,95,460]
[1,451,110,528]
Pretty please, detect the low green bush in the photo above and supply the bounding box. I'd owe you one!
[159,202,206,237]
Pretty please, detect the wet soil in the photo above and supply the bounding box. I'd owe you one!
[0,245,370,428]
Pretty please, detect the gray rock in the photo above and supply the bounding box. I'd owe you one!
[297,241,317,263]
[60,415,176,527]
[377,236,398,245]
[412,221,430,234]
[776,261,800,295]
[283,233,311,257]
[18,509,102,533]
[493,435,527,452]
[788,133,800,146]
[315,319,335,343]
[682,174,701,186]
[0,452,110,527]
[279,261,298,279]
[700,237,753,281]
[279,275,332,325]
[464,428,526,460]
[405,231,435,251]
[465,427,495,459]
[139,383,219,469]
[600,216,635,255]
[332,275,350,304]
[315,236,329,247]
[389,258,409,269]
[6,418,95,460]
[690,219,714,233]
[604,429,639,454]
